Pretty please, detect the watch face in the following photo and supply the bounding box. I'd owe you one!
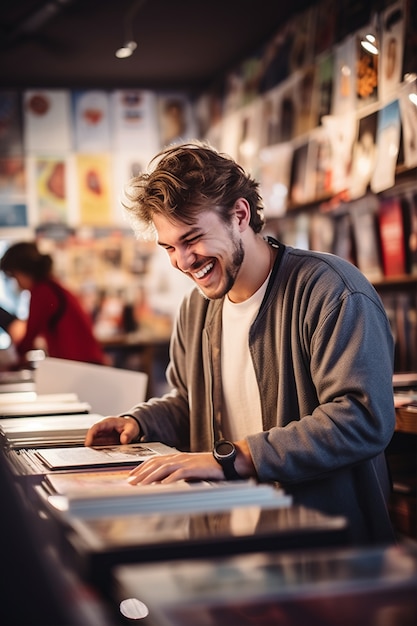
[216,440,234,457]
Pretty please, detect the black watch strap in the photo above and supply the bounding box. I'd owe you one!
[213,440,241,480]
[220,460,241,480]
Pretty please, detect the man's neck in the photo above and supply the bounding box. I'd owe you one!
[228,236,274,303]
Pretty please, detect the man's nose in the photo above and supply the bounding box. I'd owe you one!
[175,248,196,272]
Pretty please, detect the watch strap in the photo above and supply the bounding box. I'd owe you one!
[220,460,241,480]
[213,440,241,480]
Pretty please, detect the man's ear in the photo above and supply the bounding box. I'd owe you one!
[234,198,251,231]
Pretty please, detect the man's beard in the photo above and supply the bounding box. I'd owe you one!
[197,236,244,301]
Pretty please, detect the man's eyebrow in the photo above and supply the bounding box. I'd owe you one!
[158,226,202,247]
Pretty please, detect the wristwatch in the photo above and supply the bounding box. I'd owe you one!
[212,440,241,480]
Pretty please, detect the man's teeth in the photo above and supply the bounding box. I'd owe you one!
[194,262,214,279]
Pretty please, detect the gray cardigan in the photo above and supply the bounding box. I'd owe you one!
[127,243,396,545]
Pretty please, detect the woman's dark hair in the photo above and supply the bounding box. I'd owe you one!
[0,241,53,281]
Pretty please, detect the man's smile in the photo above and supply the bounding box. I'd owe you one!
[192,261,214,280]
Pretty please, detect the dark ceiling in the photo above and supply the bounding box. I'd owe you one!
[0,0,315,95]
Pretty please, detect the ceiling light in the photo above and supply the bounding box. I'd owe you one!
[360,12,379,56]
[115,0,148,60]
[115,40,137,59]
[361,34,379,55]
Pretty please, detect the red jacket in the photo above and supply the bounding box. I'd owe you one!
[16,279,105,364]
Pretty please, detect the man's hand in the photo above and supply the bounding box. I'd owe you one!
[127,452,225,485]
[84,416,140,447]
[126,439,257,485]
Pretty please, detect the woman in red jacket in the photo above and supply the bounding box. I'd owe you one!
[0,241,105,365]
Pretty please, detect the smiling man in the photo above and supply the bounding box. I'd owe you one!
[85,141,396,546]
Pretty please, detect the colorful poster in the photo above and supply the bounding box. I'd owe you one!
[0,156,25,199]
[379,0,405,102]
[73,90,112,152]
[371,99,401,193]
[0,204,27,227]
[399,80,417,168]
[76,154,112,225]
[321,113,356,193]
[111,90,160,153]
[156,93,197,147]
[23,90,72,153]
[0,155,27,228]
[349,112,378,199]
[331,35,357,115]
[355,24,378,108]
[35,157,68,224]
[258,142,293,217]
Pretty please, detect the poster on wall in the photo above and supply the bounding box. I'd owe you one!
[23,90,72,153]
[34,157,69,224]
[76,154,112,225]
[111,90,160,153]
[0,204,27,228]
[331,34,357,116]
[112,152,155,226]
[321,113,356,193]
[0,92,23,156]
[73,90,112,152]
[379,0,405,103]
[371,99,401,193]
[0,154,27,228]
[399,80,417,168]
[355,24,378,109]
[156,93,197,148]
[258,142,293,217]
[349,111,378,199]
[0,156,25,199]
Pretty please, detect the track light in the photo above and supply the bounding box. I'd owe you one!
[115,40,137,59]
[115,0,148,60]
[361,33,379,55]
[360,12,379,56]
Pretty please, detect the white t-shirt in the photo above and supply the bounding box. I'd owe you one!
[221,275,270,441]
